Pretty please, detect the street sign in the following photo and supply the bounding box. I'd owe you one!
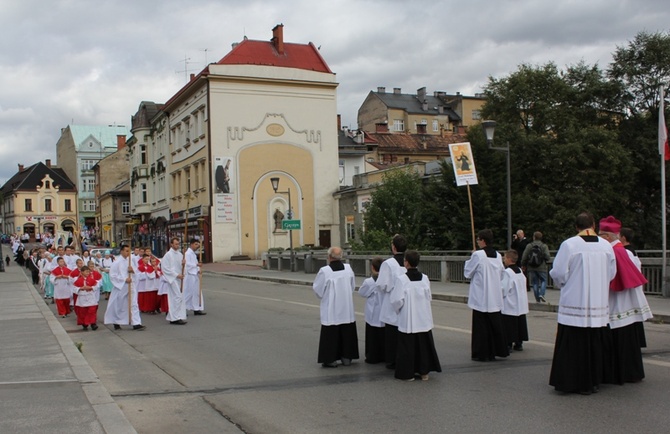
[282,219,301,230]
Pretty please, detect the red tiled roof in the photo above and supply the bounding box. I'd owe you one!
[217,39,333,73]
[368,132,468,153]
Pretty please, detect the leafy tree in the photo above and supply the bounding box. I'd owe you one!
[355,169,427,251]
[608,30,670,248]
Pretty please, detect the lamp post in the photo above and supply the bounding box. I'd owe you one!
[270,177,295,272]
[481,120,512,249]
[36,216,42,244]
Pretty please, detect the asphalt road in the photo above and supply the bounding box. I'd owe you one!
[51,274,670,433]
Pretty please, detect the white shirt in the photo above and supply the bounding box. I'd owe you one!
[390,272,434,334]
[501,267,529,316]
[312,263,356,325]
[464,249,504,312]
[161,248,183,285]
[110,256,137,292]
[550,235,616,328]
[185,248,199,275]
[358,277,383,327]
[377,256,406,326]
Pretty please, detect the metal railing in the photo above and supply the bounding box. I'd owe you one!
[264,251,666,296]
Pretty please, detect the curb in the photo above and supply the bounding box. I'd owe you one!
[204,270,670,324]
[21,268,137,434]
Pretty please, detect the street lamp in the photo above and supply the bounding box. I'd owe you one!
[270,177,295,272]
[481,120,512,249]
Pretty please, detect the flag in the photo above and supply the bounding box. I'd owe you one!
[660,86,670,161]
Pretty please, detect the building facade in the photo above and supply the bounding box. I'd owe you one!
[93,144,131,246]
[156,24,340,261]
[357,87,485,135]
[56,124,130,237]
[1,161,77,242]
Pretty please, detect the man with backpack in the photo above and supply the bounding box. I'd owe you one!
[522,231,551,303]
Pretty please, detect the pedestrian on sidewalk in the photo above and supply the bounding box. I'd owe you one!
[501,250,529,352]
[390,250,441,381]
[357,256,385,364]
[464,229,509,362]
[521,231,551,303]
[313,246,359,368]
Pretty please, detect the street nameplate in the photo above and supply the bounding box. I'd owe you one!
[282,219,301,230]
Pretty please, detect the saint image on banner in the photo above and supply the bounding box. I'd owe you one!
[449,142,479,186]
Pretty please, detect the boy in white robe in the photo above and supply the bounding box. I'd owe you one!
[162,237,187,324]
[464,229,508,361]
[390,250,441,381]
[377,234,409,369]
[357,257,385,364]
[501,250,529,352]
[73,266,101,331]
[313,246,359,367]
[184,239,205,315]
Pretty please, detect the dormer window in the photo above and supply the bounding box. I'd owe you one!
[45,180,51,189]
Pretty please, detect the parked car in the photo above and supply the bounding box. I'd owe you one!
[89,247,121,258]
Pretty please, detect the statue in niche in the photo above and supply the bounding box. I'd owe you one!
[273,208,284,233]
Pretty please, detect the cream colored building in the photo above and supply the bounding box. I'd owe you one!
[1,161,78,242]
[162,24,340,261]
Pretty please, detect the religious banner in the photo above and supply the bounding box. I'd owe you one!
[449,142,478,186]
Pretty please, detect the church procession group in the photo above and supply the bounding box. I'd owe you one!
[314,212,653,394]
[32,238,207,331]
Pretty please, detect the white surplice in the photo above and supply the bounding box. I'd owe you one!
[312,264,356,325]
[183,248,203,311]
[501,268,529,316]
[464,250,504,312]
[161,248,186,322]
[103,256,142,326]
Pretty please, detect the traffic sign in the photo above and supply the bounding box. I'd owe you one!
[282,219,301,230]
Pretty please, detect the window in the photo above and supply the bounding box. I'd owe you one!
[122,201,130,214]
[83,178,95,192]
[140,183,148,203]
[45,180,51,189]
[345,216,355,242]
[140,145,147,165]
[82,200,96,212]
[472,110,482,120]
[432,120,439,132]
[25,198,32,211]
[44,199,52,212]
[185,168,191,192]
[393,119,404,132]
[193,163,199,190]
[81,160,96,171]
[64,199,71,212]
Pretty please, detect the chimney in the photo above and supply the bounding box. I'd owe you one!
[45,159,51,168]
[377,87,386,94]
[18,163,24,171]
[337,114,341,131]
[117,134,126,150]
[438,105,444,114]
[375,123,389,133]
[457,125,467,134]
[190,73,195,81]
[272,24,284,55]
[393,87,402,95]
[417,87,426,101]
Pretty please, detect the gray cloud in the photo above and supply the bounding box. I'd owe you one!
[1,0,668,184]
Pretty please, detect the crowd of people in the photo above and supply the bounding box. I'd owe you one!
[19,237,207,331]
[312,213,653,393]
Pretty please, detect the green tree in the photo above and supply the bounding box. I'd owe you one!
[608,30,670,248]
[355,169,427,251]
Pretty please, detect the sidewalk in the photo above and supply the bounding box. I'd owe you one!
[202,260,670,324]
[0,245,136,434]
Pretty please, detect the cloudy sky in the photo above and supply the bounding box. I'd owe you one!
[1,0,668,184]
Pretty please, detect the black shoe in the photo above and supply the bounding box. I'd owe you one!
[193,311,207,316]
[133,325,146,331]
[91,324,98,331]
[513,344,523,351]
[321,362,338,368]
[113,324,121,330]
[385,363,396,370]
[82,325,89,331]
[341,358,352,366]
[170,320,187,325]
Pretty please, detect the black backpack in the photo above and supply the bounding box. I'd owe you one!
[527,244,544,267]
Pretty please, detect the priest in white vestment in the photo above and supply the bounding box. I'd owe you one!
[161,237,187,324]
[104,245,145,331]
[184,239,205,315]
[549,212,616,394]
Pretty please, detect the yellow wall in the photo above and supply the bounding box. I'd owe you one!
[238,143,315,255]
